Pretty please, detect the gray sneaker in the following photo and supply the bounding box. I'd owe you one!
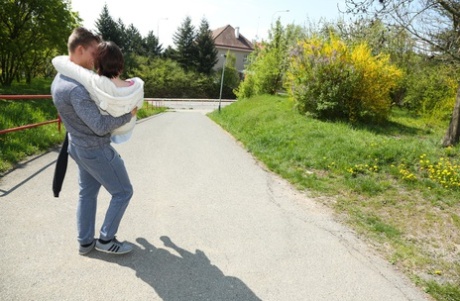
[79,240,96,255]
[95,237,133,255]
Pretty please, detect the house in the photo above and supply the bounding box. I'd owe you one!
[211,25,254,73]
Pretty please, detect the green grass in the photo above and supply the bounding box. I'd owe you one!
[1,79,60,171]
[0,96,65,172]
[425,281,460,301]
[0,78,166,173]
[208,94,460,301]
[137,102,167,119]
[0,77,53,95]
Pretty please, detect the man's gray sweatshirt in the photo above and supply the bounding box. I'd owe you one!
[51,74,132,149]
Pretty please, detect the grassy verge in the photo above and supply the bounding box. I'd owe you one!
[0,78,166,174]
[0,97,66,172]
[208,94,460,301]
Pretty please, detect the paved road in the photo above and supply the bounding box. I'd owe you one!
[0,109,431,301]
[148,99,234,111]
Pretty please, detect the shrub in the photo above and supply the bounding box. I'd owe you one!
[403,64,458,123]
[235,71,255,99]
[130,56,237,99]
[132,57,197,98]
[285,34,402,123]
[215,66,239,99]
[235,22,305,99]
[234,47,281,99]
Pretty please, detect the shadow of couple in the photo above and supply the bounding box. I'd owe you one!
[88,236,262,301]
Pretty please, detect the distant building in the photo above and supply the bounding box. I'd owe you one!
[212,25,254,73]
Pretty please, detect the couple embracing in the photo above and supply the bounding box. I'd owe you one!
[51,27,143,255]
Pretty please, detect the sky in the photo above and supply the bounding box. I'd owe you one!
[69,0,348,48]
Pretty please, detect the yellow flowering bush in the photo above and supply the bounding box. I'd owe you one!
[285,34,402,123]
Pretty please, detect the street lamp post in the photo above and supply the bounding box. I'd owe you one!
[218,54,227,113]
[271,9,289,23]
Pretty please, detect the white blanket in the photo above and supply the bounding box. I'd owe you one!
[52,55,144,143]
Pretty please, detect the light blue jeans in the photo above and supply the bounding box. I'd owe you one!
[68,142,133,245]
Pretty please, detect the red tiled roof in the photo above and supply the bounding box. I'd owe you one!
[212,25,254,52]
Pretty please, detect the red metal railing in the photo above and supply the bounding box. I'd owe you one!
[1,96,235,135]
[0,95,61,135]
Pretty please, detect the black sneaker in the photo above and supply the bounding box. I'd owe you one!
[95,237,133,255]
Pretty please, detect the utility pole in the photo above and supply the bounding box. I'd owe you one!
[218,54,227,113]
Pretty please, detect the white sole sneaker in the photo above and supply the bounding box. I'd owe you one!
[79,240,96,255]
[95,238,133,255]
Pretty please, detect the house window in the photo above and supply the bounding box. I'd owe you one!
[243,54,248,64]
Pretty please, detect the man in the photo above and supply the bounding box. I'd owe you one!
[52,27,137,255]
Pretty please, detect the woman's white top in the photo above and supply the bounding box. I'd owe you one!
[52,55,144,144]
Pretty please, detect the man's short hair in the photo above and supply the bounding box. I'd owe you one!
[67,27,101,53]
[95,41,124,78]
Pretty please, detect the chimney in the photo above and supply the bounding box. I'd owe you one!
[235,27,240,39]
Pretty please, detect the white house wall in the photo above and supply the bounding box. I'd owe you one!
[215,48,251,73]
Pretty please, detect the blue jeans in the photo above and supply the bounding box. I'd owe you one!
[68,142,133,245]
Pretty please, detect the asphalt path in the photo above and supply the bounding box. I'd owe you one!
[0,108,431,300]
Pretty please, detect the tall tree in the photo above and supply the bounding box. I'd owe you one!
[142,31,163,58]
[95,6,146,75]
[121,23,145,75]
[172,16,198,71]
[95,4,123,48]
[195,18,218,75]
[163,45,177,59]
[124,23,143,54]
[0,0,78,86]
[344,0,460,146]
[116,18,129,52]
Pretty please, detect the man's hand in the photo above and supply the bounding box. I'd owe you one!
[131,107,138,117]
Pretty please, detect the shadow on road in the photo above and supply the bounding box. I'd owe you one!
[88,236,262,301]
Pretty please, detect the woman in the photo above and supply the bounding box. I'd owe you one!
[52,41,144,143]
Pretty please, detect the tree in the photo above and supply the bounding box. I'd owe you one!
[320,18,416,62]
[163,45,177,59]
[172,16,198,71]
[195,18,218,75]
[266,19,290,92]
[95,4,123,48]
[124,23,144,55]
[0,0,78,86]
[235,20,304,98]
[116,22,138,76]
[116,18,128,51]
[142,31,163,58]
[316,18,419,105]
[95,5,148,75]
[343,0,460,146]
